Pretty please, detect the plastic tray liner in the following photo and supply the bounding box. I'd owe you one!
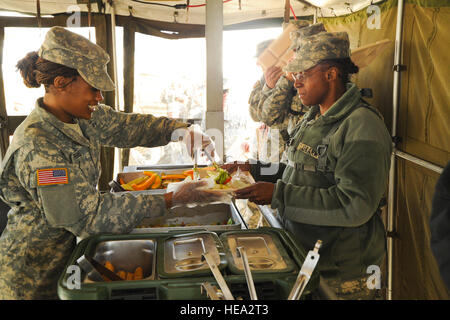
[133,203,244,233]
[220,230,296,274]
[84,239,157,282]
[158,231,227,278]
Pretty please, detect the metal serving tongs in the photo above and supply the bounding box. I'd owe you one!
[236,246,258,300]
[201,282,225,300]
[287,240,322,300]
[77,254,123,282]
[202,252,234,300]
[193,149,200,180]
[204,146,221,169]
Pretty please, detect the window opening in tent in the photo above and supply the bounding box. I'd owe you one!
[129,33,207,166]
[222,27,282,163]
[129,27,282,167]
[3,27,96,116]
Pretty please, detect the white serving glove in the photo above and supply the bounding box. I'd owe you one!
[172,124,215,159]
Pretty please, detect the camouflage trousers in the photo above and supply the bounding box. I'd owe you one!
[321,276,383,300]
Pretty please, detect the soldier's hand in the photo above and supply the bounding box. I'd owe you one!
[264,66,283,89]
[182,124,215,158]
[234,182,274,205]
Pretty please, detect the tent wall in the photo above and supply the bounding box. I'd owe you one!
[320,0,449,299]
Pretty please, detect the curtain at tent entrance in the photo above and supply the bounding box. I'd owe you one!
[319,0,450,300]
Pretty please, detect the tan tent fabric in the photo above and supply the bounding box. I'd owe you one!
[396,159,448,299]
[320,0,450,300]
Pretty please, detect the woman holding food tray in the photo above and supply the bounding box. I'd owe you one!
[224,31,391,300]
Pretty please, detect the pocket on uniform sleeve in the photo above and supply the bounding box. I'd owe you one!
[37,184,83,227]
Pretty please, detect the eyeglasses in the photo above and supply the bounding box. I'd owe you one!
[291,67,325,82]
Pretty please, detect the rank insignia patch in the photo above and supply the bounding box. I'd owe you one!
[37,168,69,186]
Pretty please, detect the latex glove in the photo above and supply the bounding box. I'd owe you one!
[168,179,229,208]
[182,124,215,158]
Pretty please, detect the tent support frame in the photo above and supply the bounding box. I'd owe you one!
[387,0,405,301]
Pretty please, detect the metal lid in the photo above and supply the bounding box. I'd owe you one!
[162,232,225,276]
[220,230,295,273]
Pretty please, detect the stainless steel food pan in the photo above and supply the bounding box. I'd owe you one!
[220,231,296,274]
[132,202,246,233]
[86,239,157,281]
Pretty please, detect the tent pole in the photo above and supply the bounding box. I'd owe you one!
[395,151,443,174]
[387,0,405,301]
[108,0,122,173]
[205,0,224,162]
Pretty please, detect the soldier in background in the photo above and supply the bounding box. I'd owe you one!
[0,27,218,299]
[248,38,276,162]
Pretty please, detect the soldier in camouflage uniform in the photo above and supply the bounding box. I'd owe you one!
[248,39,281,163]
[230,31,392,299]
[255,23,328,161]
[0,27,216,299]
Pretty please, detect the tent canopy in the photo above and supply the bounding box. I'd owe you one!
[0,0,385,24]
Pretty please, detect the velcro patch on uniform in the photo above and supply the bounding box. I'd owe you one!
[37,168,69,186]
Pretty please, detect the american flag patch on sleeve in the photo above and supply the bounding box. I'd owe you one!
[37,168,69,186]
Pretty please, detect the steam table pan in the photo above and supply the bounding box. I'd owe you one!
[220,229,296,274]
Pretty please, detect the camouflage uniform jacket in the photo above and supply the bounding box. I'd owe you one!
[248,77,288,163]
[271,84,392,280]
[0,99,188,299]
[258,76,307,136]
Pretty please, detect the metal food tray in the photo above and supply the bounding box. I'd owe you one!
[220,229,296,274]
[84,239,157,282]
[113,165,215,194]
[132,202,247,233]
[158,231,227,278]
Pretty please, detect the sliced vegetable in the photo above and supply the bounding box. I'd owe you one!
[116,270,126,280]
[183,169,194,179]
[223,176,232,184]
[143,171,155,176]
[214,168,230,184]
[127,176,149,186]
[151,175,162,189]
[119,178,125,185]
[161,174,187,180]
[120,183,134,191]
[104,261,115,273]
[132,174,156,191]
[134,267,143,280]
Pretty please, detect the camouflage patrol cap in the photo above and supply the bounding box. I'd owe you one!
[38,26,115,91]
[284,32,350,73]
[289,23,327,50]
[255,39,274,58]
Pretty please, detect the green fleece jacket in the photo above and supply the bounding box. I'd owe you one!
[269,83,392,280]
